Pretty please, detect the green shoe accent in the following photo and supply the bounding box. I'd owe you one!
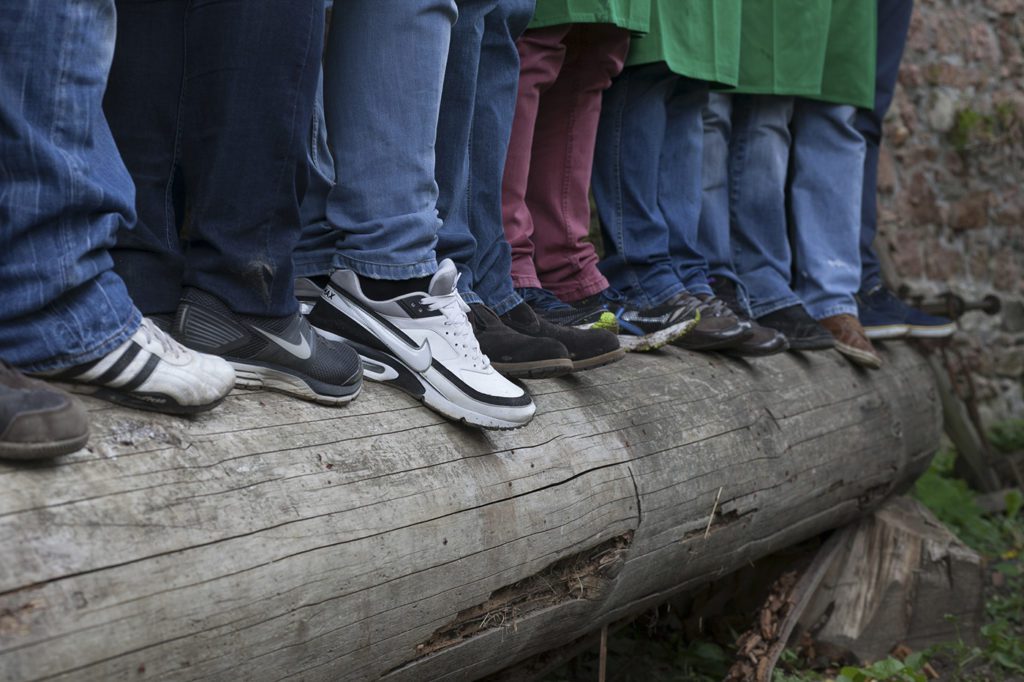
[590,311,620,334]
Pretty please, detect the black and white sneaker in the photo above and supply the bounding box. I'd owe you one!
[175,288,362,406]
[39,317,235,415]
[307,259,536,430]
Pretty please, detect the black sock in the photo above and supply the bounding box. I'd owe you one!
[357,274,433,301]
[309,274,331,289]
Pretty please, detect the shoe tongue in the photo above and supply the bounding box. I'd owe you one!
[429,259,459,297]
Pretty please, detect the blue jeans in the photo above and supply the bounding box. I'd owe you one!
[593,63,710,307]
[698,93,738,282]
[698,92,753,311]
[434,0,535,315]
[729,95,801,318]
[856,0,913,291]
[105,0,324,317]
[789,99,864,320]
[0,0,141,372]
[295,0,457,281]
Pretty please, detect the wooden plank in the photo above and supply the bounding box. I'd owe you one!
[0,344,940,682]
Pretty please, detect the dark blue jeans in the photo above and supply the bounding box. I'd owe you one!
[434,0,535,315]
[592,62,711,307]
[104,0,325,317]
[856,0,914,291]
[0,0,141,372]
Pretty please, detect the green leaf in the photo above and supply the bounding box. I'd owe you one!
[1005,489,1023,520]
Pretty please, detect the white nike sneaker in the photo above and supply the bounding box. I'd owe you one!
[39,317,235,415]
[307,259,536,430]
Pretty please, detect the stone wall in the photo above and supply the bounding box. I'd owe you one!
[878,0,1023,422]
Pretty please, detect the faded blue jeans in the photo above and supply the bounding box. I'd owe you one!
[295,1,457,281]
[730,95,863,320]
[698,92,753,312]
[434,0,535,315]
[0,0,141,371]
[789,99,864,320]
[592,62,711,308]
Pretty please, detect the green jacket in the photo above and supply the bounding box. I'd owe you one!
[733,0,876,108]
[528,0,651,32]
[816,0,876,109]
[625,0,743,86]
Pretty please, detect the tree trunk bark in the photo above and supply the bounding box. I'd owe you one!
[0,345,940,682]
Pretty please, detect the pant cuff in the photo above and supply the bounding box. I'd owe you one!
[510,273,543,290]
[547,273,610,303]
[24,308,142,374]
[749,296,803,319]
[331,254,438,281]
[488,291,524,317]
[808,303,858,321]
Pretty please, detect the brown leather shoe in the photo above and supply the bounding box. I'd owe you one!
[819,314,882,369]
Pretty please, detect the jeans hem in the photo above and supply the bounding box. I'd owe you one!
[23,307,142,374]
[489,291,524,317]
[859,274,883,294]
[749,296,802,319]
[646,281,687,308]
[331,254,438,281]
[808,303,858,321]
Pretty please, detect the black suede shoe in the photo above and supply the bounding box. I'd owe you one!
[500,302,625,373]
[757,304,835,351]
[711,279,789,357]
[670,292,753,351]
[468,304,573,379]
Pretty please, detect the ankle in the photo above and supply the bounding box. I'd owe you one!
[356,274,432,301]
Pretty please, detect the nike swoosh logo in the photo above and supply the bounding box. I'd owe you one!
[326,289,432,373]
[254,327,312,360]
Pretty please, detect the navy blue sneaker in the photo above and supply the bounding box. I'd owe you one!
[516,287,618,332]
[857,285,955,339]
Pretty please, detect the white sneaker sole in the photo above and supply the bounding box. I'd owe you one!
[618,317,699,352]
[231,362,361,406]
[314,330,535,430]
[864,323,910,340]
[907,323,956,338]
[365,359,535,430]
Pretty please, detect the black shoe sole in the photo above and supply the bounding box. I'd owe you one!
[673,326,754,351]
[724,337,790,357]
[786,337,836,351]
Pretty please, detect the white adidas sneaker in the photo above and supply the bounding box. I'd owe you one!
[307,259,536,430]
[42,317,235,414]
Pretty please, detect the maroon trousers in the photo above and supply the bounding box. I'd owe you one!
[501,23,630,302]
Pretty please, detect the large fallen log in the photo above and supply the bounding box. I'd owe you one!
[0,344,939,682]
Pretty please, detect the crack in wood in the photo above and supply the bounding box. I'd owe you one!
[385,531,636,675]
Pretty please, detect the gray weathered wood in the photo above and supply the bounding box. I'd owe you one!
[798,496,985,660]
[0,344,940,682]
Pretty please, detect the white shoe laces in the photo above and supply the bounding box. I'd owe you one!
[421,289,491,371]
[138,317,186,361]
